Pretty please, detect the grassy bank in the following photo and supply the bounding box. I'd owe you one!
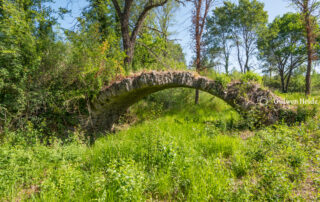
[0,90,319,201]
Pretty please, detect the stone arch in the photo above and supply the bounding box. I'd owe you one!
[89,71,295,132]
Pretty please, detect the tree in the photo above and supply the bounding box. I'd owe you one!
[190,0,215,104]
[0,0,57,126]
[154,0,179,41]
[132,0,186,70]
[204,0,267,73]
[205,2,234,74]
[258,13,307,92]
[233,0,268,73]
[84,0,119,42]
[110,0,169,70]
[288,0,320,96]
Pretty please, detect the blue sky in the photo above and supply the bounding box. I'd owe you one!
[171,0,294,66]
[54,0,295,67]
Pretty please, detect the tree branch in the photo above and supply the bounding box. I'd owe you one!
[124,0,134,19]
[131,0,168,42]
[199,0,213,37]
[136,41,171,69]
[111,0,122,18]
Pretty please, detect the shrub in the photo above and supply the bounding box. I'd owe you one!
[240,72,263,84]
[104,159,145,201]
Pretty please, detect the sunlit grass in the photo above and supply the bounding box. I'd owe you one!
[0,89,319,201]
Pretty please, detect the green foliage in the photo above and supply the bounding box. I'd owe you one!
[240,71,263,84]
[204,2,234,73]
[66,24,125,98]
[205,0,268,73]
[0,0,187,133]
[0,91,319,200]
[1,0,320,201]
[0,0,74,132]
[205,71,232,88]
[0,0,40,119]
[104,159,146,200]
[133,31,186,71]
[258,13,306,92]
[263,66,310,92]
[0,0,126,133]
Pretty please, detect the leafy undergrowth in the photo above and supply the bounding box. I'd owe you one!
[0,90,319,201]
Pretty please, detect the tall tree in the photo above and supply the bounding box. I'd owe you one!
[154,0,179,41]
[0,0,58,126]
[258,13,307,92]
[233,0,268,73]
[204,0,267,73]
[205,2,234,74]
[132,0,185,70]
[289,0,320,96]
[110,0,169,70]
[84,0,119,41]
[191,0,215,104]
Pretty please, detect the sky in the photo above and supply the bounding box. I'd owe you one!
[171,0,294,66]
[54,0,295,68]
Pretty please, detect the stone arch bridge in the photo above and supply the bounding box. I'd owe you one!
[89,71,296,132]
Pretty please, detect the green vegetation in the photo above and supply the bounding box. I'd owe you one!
[1,0,320,201]
[0,90,319,201]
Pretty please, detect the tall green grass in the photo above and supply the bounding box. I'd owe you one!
[0,89,319,201]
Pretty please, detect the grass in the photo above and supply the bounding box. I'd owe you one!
[0,89,319,201]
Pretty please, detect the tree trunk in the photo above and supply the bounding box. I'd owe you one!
[120,16,134,70]
[195,50,201,104]
[244,51,250,72]
[194,0,201,104]
[195,89,199,104]
[285,69,293,93]
[280,71,286,93]
[192,0,212,104]
[123,40,134,69]
[305,60,312,96]
[305,20,312,96]
[235,39,244,73]
[304,7,313,96]
[111,0,169,71]
[225,57,229,75]
[224,48,229,75]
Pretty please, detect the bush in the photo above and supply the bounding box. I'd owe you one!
[240,72,262,84]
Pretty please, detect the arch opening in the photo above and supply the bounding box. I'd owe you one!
[131,88,242,126]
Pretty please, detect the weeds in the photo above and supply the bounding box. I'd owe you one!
[0,89,319,201]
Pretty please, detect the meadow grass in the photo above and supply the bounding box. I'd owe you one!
[0,89,319,201]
